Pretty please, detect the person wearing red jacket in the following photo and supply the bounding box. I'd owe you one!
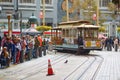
[37,34,43,57]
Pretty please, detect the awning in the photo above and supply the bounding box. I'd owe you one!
[4,31,21,34]
[23,27,40,33]
[77,24,100,28]
[44,31,61,35]
[58,24,73,29]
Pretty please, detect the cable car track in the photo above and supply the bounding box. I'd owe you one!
[20,53,73,80]
[0,53,72,79]
[77,56,104,80]
[3,53,69,73]
[0,52,104,80]
[1,53,73,80]
[64,56,89,80]
[90,56,104,80]
[63,55,104,80]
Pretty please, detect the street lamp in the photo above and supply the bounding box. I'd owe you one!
[6,12,12,37]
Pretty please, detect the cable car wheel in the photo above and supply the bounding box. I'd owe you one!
[76,47,90,55]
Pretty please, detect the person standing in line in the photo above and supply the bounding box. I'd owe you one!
[106,37,113,51]
[11,37,17,64]
[20,36,27,63]
[33,36,40,58]
[46,39,49,53]
[0,36,2,51]
[15,38,21,64]
[42,39,46,56]
[26,36,33,60]
[37,34,43,57]
[114,37,119,52]
[1,34,7,49]
[0,47,10,68]
[3,37,12,60]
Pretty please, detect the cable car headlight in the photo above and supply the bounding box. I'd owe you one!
[96,41,101,47]
[85,41,91,47]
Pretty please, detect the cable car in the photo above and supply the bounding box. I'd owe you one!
[51,20,102,54]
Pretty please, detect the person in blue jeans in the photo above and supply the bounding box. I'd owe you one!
[33,36,39,58]
[105,37,113,51]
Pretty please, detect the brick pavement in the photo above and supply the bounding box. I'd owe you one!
[0,49,120,80]
[94,50,120,80]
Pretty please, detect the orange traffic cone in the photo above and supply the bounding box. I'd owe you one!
[47,59,54,76]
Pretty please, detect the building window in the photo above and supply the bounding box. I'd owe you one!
[0,0,12,2]
[20,0,35,3]
[41,0,52,5]
[102,0,111,7]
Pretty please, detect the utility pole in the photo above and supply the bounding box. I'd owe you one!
[7,13,12,37]
[96,0,99,26]
[14,0,19,19]
[66,0,69,22]
[43,0,45,26]
[20,11,22,37]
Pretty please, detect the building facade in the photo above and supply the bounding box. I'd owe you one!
[0,0,58,36]
[0,0,119,37]
[57,0,119,37]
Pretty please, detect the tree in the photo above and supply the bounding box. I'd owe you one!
[117,27,120,32]
[61,0,81,21]
[107,2,117,19]
[98,26,106,32]
[36,26,51,31]
[112,0,119,5]
[80,0,107,25]
[61,0,107,25]
[112,0,120,15]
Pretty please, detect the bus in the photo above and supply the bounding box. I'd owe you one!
[51,20,102,55]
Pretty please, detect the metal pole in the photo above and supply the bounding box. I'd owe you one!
[96,0,99,26]
[118,0,120,26]
[7,15,12,37]
[66,0,69,22]
[43,0,45,26]
[20,11,22,37]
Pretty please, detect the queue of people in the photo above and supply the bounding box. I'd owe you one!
[0,34,49,69]
[102,36,119,52]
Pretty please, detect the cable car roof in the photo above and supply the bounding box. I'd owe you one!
[59,20,90,25]
[76,24,100,28]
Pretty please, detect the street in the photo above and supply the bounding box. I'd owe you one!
[0,50,120,80]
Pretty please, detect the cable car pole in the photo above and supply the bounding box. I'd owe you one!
[43,0,45,26]
[66,0,69,22]
[96,0,99,26]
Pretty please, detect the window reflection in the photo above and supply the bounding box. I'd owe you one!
[85,29,98,38]
[20,0,35,3]
[0,0,12,2]
[41,0,52,5]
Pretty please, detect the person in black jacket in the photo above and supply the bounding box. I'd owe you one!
[105,37,113,51]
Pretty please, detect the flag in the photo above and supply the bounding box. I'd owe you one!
[92,13,97,20]
[40,11,43,18]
